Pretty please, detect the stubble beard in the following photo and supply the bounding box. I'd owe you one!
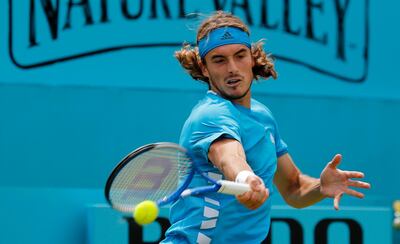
[210,80,252,102]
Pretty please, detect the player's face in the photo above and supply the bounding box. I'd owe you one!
[201,44,255,107]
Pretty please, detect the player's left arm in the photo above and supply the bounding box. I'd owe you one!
[273,153,371,210]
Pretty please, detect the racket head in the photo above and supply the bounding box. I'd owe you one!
[105,142,194,213]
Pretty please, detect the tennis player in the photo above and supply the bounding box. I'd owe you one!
[161,11,371,243]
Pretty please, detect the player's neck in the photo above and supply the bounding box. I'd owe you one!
[208,88,252,108]
[232,91,251,108]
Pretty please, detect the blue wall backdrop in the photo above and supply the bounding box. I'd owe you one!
[0,0,399,243]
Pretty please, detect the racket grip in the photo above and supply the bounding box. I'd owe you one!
[217,180,251,195]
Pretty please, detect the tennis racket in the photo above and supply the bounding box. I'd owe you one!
[105,142,251,213]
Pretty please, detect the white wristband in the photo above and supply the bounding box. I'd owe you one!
[235,170,255,184]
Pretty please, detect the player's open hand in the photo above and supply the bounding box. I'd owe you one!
[320,154,371,210]
[236,175,269,210]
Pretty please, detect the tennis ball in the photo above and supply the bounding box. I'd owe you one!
[394,200,400,212]
[133,200,159,225]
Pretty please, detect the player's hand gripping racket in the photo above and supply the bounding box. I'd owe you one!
[105,142,251,224]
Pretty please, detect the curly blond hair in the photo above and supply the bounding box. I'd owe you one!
[175,11,277,84]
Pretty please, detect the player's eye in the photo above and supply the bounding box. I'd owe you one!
[213,59,225,64]
[236,51,248,59]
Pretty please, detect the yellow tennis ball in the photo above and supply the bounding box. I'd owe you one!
[394,200,400,212]
[133,200,159,225]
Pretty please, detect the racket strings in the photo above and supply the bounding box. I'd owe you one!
[109,147,192,212]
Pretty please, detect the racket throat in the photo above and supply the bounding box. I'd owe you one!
[180,185,220,197]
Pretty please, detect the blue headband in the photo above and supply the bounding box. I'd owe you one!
[198,26,251,59]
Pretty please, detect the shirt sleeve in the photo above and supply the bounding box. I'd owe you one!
[274,123,288,157]
[259,102,289,158]
[189,108,241,161]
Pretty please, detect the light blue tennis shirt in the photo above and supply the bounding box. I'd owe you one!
[162,91,288,244]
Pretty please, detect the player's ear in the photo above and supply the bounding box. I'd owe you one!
[199,60,210,78]
[250,47,255,68]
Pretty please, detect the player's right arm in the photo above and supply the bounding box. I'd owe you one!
[208,138,269,210]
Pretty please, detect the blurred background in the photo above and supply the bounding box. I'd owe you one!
[1,0,398,243]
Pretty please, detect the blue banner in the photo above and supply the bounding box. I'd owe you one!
[87,205,392,244]
[3,0,398,99]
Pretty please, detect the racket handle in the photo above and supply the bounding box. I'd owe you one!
[217,180,251,195]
